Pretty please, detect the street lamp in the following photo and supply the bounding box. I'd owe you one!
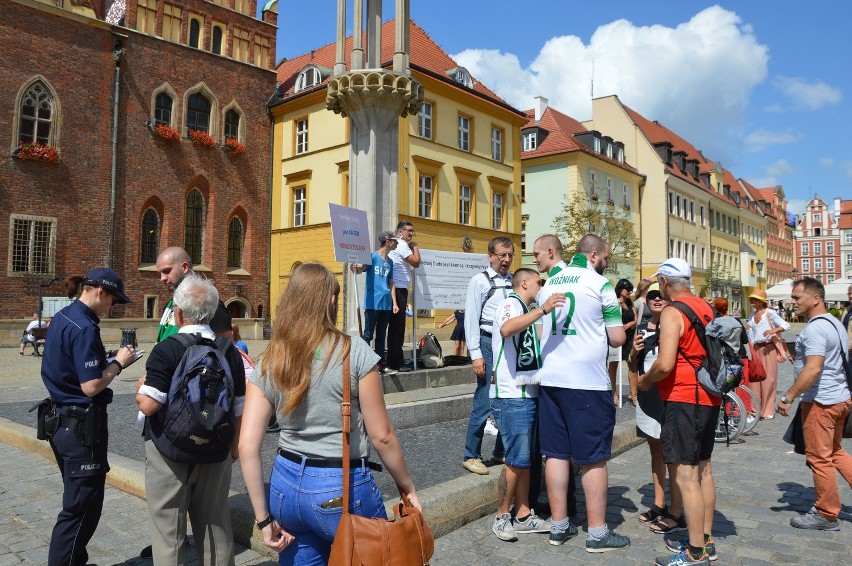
[756,260,764,282]
[791,267,798,280]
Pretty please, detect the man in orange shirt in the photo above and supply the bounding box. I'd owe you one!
[638,258,719,566]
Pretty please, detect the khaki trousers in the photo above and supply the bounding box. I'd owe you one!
[144,440,235,565]
[801,399,852,521]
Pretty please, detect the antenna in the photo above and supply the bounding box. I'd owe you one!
[590,58,595,98]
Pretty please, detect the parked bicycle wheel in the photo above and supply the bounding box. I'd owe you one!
[734,384,760,434]
[715,391,746,443]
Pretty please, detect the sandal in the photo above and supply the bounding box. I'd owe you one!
[649,512,686,534]
[638,504,667,523]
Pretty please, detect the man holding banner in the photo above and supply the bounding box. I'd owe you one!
[462,236,513,475]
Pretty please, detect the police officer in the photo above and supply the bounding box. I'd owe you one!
[41,268,135,566]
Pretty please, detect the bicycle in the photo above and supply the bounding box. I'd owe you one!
[732,384,761,434]
[715,389,747,443]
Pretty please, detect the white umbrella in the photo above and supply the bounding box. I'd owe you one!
[824,278,852,302]
[766,278,794,301]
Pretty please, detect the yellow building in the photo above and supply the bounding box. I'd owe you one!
[520,97,643,282]
[267,20,527,319]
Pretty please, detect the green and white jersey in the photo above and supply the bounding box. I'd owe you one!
[490,294,540,399]
[536,254,622,390]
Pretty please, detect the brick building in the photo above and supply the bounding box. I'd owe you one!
[0,0,277,321]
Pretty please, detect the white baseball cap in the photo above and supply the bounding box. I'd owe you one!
[653,258,692,279]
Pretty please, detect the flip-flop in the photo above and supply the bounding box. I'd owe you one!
[649,513,687,534]
[638,505,667,523]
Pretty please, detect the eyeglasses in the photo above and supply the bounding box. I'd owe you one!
[491,252,515,260]
[647,293,664,301]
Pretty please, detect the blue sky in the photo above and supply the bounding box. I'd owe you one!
[272,1,851,215]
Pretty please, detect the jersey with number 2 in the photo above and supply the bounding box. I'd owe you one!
[535,256,622,390]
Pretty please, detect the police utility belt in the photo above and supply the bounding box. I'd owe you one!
[30,399,105,447]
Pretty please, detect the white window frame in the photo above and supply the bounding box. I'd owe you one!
[802,259,810,271]
[418,175,433,218]
[606,178,613,201]
[522,131,537,151]
[491,127,502,161]
[827,258,835,270]
[801,242,809,255]
[458,115,470,151]
[622,184,629,206]
[295,118,308,154]
[827,242,834,254]
[418,102,432,139]
[814,213,821,222]
[814,242,822,254]
[815,258,823,270]
[845,252,852,266]
[292,187,306,227]
[459,184,471,225]
[700,205,705,226]
[294,67,322,92]
[492,192,504,230]
[846,233,852,244]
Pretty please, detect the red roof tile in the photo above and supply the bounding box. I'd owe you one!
[274,19,520,115]
[519,106,637,174]
[838,213,852,230]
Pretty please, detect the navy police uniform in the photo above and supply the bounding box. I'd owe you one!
[41,299,112,566]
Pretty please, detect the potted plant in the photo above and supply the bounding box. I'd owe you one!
[224,137,245,155]
[623,203,631,210]
[153,123,181,141]
[188,129,216,148]
[606,198,615,206]
[590,192,599,201]
[14,142,59,163]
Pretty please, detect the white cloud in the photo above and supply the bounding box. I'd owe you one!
[819,157,834,167]
[744,128,798,152]
[774,76,842,111]
[765,158,797,177]
[454,6,769,163]
[786,199,807,216]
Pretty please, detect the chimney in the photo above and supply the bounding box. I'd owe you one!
[534,96,548,122]
[834,197,841,220]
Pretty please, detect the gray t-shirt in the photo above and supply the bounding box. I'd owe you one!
[250,337,380,459]
[794,315,851,404]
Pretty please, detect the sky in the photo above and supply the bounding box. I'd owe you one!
[271,1,852,216]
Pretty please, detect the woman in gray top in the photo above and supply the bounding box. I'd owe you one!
[240,263,420,565]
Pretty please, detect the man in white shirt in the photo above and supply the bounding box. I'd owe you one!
[462,236,514,475]
[536,234,629,552]
[387,221,420,371]
[20,312,48,356]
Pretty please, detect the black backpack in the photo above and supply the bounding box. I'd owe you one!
[150,334,236,464]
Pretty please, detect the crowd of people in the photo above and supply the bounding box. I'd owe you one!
[32,233,852,566]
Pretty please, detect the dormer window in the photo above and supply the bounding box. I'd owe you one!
[522,131,537,151]
[606,143,613,159]
[450,67,473,88]
[295,66,322,92]
[593,137,601,153]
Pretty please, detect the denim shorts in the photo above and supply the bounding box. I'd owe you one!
[539,386,615,465]
[268,454,387,566]
[490,397,538,468]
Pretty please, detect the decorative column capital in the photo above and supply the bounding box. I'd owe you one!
[326,70,424,118]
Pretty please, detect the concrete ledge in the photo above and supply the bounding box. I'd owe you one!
[381,364,473,393]
[0,415,642,560]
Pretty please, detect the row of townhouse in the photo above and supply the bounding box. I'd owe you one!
[794,197,852,284]
[1,0,277,322]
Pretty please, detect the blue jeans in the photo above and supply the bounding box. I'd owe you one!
[490,398,538,468]
[464,334,504,460]
[268,454,387,566]
[362,309,391,365]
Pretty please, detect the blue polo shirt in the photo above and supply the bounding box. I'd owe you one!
[41,300,111,406]
[363,252,394,310]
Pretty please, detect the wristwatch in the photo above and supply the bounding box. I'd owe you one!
[255,515,273,529]
[780,395,791,404]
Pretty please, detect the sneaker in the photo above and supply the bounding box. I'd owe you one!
[666,537,717,561]
[462,458,489,475]
[492,513,518,541]
[490,455,505,465]
[655,549,710,566]
[548,523,579,545]
[790,509,840,531]
[746,415,756,426]
[513,513,551,534]
[585,529,630,553]
[484,418,499,436]
[382,367,398,376]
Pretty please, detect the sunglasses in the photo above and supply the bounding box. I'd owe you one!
[647,292,664,301]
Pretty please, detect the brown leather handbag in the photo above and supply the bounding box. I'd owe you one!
[328,339,434,566]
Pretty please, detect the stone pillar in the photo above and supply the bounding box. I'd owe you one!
[334,0,346,75]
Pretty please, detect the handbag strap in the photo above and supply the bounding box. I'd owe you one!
[807,316,852,391]
[340,336,352,514]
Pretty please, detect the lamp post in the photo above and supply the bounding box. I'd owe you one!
[756,260,764,284]
[791,267,798,280]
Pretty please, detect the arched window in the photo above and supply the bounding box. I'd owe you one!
[189,19,201,48]
[452,67,473,88]
[224,109,240,141]
[154,92,173,126]
[227,216,243,269]
[184,189,204,265]
[186,93,210,133]
[19,81,54,145]
[294,67,321,92]
[140,208,160,264]
[211,26,223,55]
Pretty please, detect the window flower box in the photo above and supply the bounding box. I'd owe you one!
[13,142,59,163]
[153,123,181,141]
[224,137,245,155]
[590,192,599,201]
[189,129,216,148]
[606,199,616,206]
[623,204,631,211]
